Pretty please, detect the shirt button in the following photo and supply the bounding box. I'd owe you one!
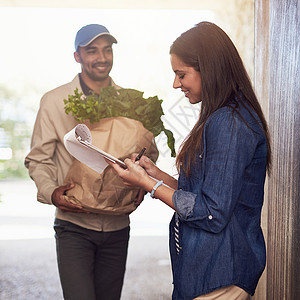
[208,215,213,220]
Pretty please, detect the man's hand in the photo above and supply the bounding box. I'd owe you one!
[51,184,89,213]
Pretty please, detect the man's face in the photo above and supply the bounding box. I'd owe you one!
[74,36,114,82]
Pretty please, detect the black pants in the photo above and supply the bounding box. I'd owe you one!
[54,219,130,300]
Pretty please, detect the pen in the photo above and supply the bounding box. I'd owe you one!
[135,147,146,161]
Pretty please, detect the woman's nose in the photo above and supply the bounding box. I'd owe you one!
[173,77,181,89]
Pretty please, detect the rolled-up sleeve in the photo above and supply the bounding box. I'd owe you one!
[173,190,196,218]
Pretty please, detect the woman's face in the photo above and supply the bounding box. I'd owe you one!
[171,54,202,104]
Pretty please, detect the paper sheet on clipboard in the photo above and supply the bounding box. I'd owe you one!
[64,124,126,174]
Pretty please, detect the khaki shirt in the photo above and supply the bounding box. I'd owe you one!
[25,75,130,231]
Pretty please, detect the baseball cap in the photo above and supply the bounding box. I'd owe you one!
[75,24,117,50]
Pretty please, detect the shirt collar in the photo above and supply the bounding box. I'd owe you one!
[79,73,112,96]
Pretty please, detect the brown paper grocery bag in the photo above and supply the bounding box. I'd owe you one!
[63,117,159,215]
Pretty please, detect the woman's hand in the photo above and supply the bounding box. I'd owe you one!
[107,157,152,190]
[107,155,177,210]
[130,154,162,179]
[132,154,178,190]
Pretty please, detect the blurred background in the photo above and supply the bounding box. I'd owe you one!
[0,1,254,299]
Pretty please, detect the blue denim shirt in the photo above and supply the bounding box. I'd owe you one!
[170,102,267,299]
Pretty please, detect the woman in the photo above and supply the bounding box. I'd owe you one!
[108,22,271,300]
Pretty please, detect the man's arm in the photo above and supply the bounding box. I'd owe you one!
[25,95,61,205]
[25,93,89,214]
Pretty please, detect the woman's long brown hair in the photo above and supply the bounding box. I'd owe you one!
[170,22,271,176]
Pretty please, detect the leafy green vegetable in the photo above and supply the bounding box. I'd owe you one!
[64,86,176,157]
